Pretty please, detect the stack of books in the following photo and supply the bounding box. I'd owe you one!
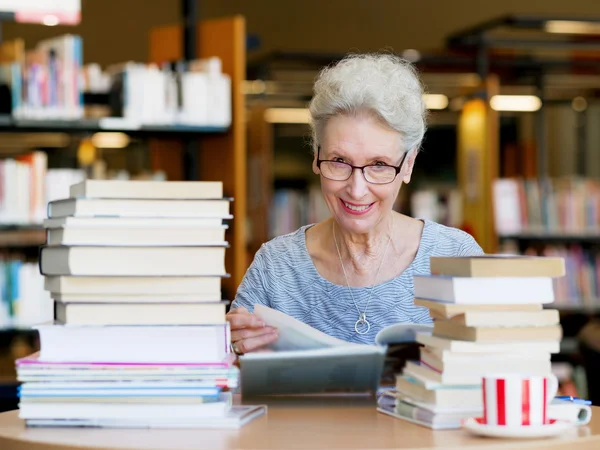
[16,179,265,428]
[378,255,565,429]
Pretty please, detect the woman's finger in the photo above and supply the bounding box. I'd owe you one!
[235,331,278,354]
[231,326,277,342]
[226,309,265,329]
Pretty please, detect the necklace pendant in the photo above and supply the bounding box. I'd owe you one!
[354,313,371,335]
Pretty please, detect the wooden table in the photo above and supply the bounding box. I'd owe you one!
[0,396,599,450]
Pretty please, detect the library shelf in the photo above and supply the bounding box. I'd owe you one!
[499,232,600,242]
[0,225,45,248]
[0,117,229,137]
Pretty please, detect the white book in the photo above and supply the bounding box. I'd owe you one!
[19,401,230,420]
[24,405,267,429]
[45,275,224,295]
[413,275,555,304]
[70,179,223,199]
[55,301,227,326]
[34,322,230,363]
[416,332,561,353]
[46,225,227,246]
[47,198,231,218]
[43,216,231,228]
[40,246,227,276]
[51,293,221,303]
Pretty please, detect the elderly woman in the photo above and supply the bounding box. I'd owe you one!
[227,53,484,354]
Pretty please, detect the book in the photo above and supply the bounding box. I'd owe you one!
[19,400,231,420]
[395,375,482,408]
[51,293,221,303]
[441,309,560,327]
[54,301,228,326]
[34,323,231,363]
[239,304,433,396]
[40,246,227,276]
[430,255,566,278]
[44,275,224,295]
[24,405,267,429]
[415,333,561,354]
[43,216,231,228]
[432,320,563,342]
[377,391,475,430]
[413,298,542,318]
[47,198,231,218]
[46,225,228,246]
[70,180,223,199]
[418,347,551,375]
[413,275,555,304]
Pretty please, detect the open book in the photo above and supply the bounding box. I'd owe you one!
[239,305,433,397]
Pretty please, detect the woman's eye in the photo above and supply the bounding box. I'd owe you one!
[374,161,386,166]
[333,157,345,163]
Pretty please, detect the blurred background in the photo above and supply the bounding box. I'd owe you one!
[0,0,599,409]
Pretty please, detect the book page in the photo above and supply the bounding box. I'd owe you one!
[253,304,355,351]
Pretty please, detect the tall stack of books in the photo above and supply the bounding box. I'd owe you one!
[16,179,265,428]
[378,255,565,429]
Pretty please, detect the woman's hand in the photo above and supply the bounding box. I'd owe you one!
[226,306,278,354]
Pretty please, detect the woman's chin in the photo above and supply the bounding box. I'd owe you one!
[335,215,379,235]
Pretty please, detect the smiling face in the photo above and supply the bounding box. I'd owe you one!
[313,112,416,235]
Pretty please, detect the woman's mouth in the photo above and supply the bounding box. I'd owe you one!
[340,199,374,215]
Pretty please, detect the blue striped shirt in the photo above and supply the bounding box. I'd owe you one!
[231,219,484,344]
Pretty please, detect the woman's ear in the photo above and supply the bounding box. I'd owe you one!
[401,149,418,184]
[312,147,320,175]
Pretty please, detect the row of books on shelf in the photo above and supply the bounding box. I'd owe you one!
[0,36,231,127]
[0,151,168,226]
[499,241,600,308]
[269,186,329,238]
[0,152,85,224]
[15,178,266,428]
[493,177,600,236]
[409,188,462,229]
[0,35,82,120]
[0,260,52,329]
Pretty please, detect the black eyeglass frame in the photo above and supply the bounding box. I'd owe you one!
[316,146,408,185]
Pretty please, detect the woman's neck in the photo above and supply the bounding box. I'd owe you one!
[333,214,394,278]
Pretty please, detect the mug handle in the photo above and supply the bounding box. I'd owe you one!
[546,374,559,403]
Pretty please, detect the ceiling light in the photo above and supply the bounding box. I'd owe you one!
[91,132,130,148]
[572,96,588,112]
[490,95,542,112]
[423,94,449,110]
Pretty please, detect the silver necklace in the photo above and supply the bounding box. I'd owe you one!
[332,218,393,335]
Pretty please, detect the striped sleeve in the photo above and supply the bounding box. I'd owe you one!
[230,244,271,312]
[457,232,486,256]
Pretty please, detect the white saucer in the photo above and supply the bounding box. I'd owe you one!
[462,417,574,439]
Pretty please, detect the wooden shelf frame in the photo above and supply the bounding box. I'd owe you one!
[148,16,248,297]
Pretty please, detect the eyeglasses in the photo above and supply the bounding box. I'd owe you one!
[316,146,408,185]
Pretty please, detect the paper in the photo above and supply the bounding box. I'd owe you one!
[374,323,433,346]
[253,304,353,351]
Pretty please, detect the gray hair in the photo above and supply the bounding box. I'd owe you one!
[309,53,427,155]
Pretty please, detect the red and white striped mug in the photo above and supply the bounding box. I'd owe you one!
[482,374,559,427]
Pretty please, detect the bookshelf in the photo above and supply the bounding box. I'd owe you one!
[0,225,45,247]
[0,15,248,396]
[0,117,229,136]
